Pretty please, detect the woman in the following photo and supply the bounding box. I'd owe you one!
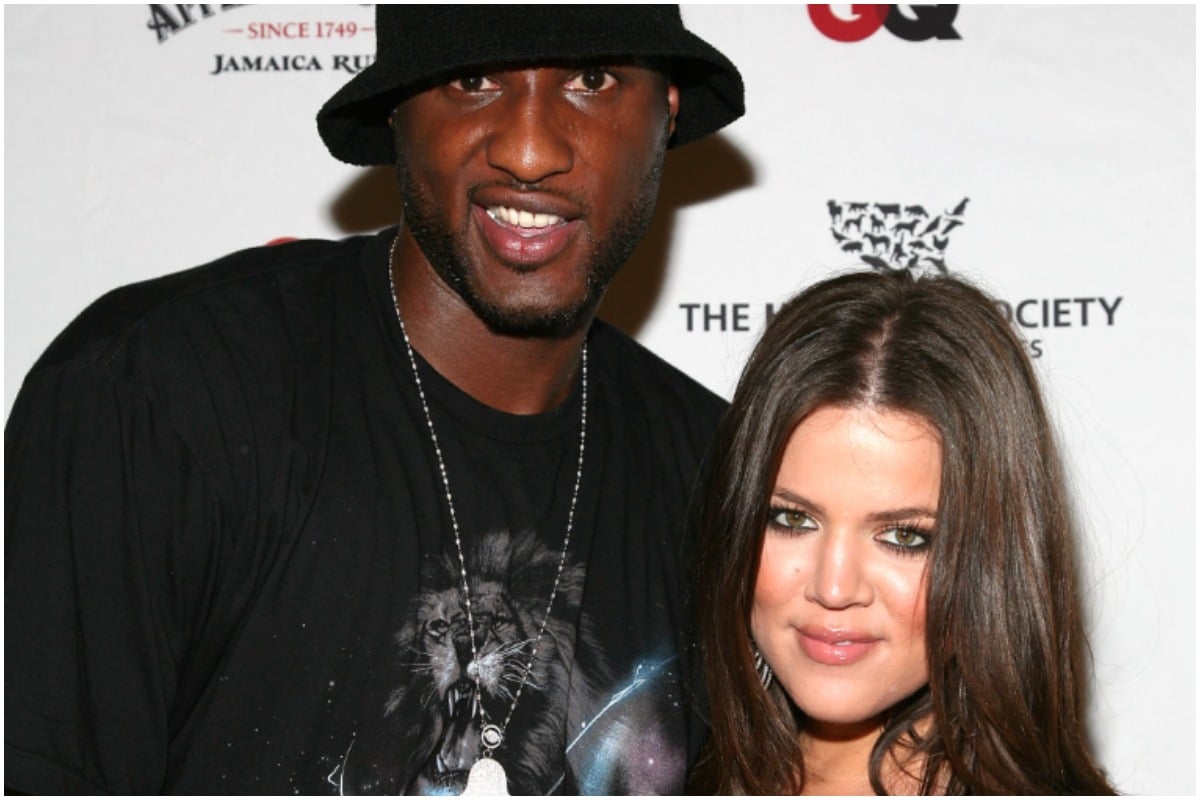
[690,270,1116,794]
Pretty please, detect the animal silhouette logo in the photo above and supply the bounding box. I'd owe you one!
[826,197,968,276]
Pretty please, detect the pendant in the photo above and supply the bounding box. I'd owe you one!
[480,723,504,750]
[461,757,509,796]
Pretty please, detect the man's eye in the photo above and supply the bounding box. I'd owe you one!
[450,75,497,92]
[566,69,616,92]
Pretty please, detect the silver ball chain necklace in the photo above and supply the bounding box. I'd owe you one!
[387,241,588,796]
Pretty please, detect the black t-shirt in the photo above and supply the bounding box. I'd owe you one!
[5,229,725,795]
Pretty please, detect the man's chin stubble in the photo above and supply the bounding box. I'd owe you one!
[395,151,663,339]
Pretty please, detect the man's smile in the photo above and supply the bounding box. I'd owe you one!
[486,206,566,230]
[390,63,675,336]
[473,203,581,267]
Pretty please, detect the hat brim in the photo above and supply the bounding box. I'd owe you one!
[317,12,743,166]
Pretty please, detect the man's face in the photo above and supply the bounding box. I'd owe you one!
[391,63,679,337]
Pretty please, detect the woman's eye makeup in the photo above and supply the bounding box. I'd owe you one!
[766,506,817,532]
[765,503,935,555]
[875,524,933,554]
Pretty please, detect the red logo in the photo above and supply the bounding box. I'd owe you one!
[808,5,961,42]
[807,5,889,42]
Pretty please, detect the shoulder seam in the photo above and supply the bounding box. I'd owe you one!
[97,239,356,367]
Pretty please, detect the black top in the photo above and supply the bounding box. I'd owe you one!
[5,229,726,794]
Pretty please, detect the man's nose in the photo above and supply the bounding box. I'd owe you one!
[485,79,574,184]
[804,533,874,610]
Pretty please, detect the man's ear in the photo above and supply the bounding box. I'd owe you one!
[666,84,680,138]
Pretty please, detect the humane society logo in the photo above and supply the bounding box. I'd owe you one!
[826,197,1123,359]
[826,197,968,276]
[679,196,1124,362]
[144,4,375,75]
[678,197,968,337]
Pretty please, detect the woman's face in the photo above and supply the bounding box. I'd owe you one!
[751,405,941,730]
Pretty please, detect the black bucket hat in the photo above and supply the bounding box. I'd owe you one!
[317,4,744,166]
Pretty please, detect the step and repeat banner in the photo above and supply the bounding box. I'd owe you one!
[4,5,1195,794]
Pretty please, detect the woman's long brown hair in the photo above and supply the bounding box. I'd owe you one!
[689,270,1116,795]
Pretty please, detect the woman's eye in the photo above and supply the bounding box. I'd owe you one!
[877,526,929,549]
[567,69,616,92]
[769,508,816,531]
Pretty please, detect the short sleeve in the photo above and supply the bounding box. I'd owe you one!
[5,361,226,794]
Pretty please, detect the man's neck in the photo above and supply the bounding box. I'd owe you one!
[389,233,591,416]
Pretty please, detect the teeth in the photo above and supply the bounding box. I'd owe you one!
[487,206,563,229]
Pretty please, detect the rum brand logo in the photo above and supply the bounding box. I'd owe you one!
[143,5,375,75]
[146,4,242,43]
[808,5,961,42]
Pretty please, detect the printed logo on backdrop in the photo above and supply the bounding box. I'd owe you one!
[825,196,1122,359]
[827,197,967,276]
[808,5,960,42]
[677,197,969,338]
[144,4,375,75]
[679,196,1124,360]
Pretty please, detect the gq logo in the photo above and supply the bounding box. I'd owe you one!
[808,5,960,42]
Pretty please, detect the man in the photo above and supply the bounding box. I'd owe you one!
[5,6,743,795]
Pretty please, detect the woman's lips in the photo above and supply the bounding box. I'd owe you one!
[474,203,579,267]
[797,628,879,666]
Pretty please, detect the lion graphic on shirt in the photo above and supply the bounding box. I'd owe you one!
[328,528,686,795]
[384,529,607,795]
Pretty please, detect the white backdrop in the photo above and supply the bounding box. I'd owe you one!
[4,5,1195,794]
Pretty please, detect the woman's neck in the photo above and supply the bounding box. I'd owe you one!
[798,719,881,796]
[799,718,924,796]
